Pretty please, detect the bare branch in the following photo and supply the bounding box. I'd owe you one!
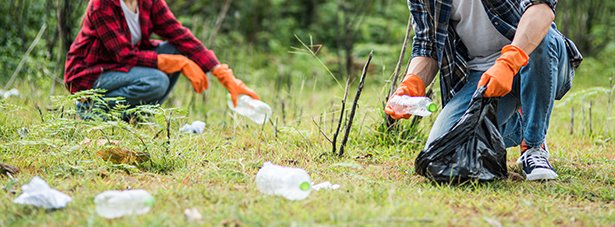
[332,76,351,154]
[339,51,373,157]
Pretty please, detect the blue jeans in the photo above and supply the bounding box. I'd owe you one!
[76,42,182,120]
[93,41,181,106]
[426,28,573,149]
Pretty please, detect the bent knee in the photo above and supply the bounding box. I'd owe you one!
[141,71,170,98]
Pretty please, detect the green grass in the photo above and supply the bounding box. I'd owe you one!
[0,48,613,226]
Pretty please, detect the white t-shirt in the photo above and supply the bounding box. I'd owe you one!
[120,0,142,46]
[451,0,511,71]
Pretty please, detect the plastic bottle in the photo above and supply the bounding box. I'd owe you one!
[389,96,437,117]
[94,190,155,219]
[228,95,273,125]
[255,162,312,200]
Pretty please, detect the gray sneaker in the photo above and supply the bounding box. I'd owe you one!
[516,147,558,181]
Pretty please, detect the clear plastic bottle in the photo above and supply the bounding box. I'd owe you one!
[255,162,312,200]
[389,96,437,117]
[228,95,273,125]
[94,190,155,219]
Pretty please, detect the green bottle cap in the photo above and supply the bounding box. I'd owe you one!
[145,197,155,207]
[299,182,311,191]
[427,103,437,112]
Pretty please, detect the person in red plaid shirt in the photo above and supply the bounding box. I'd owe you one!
[65,0,259,120]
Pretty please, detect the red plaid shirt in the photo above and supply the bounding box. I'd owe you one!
[64,0,220,94]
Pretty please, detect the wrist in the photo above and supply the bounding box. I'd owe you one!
[500,45,529,74]
[212,64,230,78]
[396,73,426,97]
[211,64,222,72]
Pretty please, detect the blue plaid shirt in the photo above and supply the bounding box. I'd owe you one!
[408,0,583,105]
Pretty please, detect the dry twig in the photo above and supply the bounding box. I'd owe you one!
[339,51,373,157]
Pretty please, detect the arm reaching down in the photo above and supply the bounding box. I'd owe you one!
[385,56,439,119]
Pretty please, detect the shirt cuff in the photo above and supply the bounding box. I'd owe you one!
[200,50,221,72]
[411,46,437,60]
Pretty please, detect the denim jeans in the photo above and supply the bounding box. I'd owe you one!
[425,28,573,149]
[76,42,181,119]
[93,41,181,106]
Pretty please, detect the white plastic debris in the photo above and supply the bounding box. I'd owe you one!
[13,176,72,209]
[0,88,20,99]
[94,190,154,219]
[180,121,206,134]
[184,208,203,223]
[255,162,312,200]
[312,181,341,191]
[228,95,273,125]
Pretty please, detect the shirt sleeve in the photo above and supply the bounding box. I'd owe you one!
[150,0,220,72]
[408,0,438,60]
[520,0,557,15]
[90,6,158,68]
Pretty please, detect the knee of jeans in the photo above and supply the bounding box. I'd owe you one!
[529,29,560,60]
[142,72,170,98]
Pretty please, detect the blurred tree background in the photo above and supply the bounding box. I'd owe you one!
[0,0,614,90]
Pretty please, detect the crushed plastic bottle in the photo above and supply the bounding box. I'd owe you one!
[94,190,154,219]
[180,121,206,134]
[255,162,312,200]
[389,96,437,117]
[312,181,341,191]
[0,88,19,99]
[228,95,272,125]
[13,176,72,209]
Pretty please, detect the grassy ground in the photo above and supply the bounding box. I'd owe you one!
[0,48,613,226]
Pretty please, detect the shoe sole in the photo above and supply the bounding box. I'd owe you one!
[516,159,559,181]
[524,168,559,181]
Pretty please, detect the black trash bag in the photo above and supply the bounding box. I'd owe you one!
[415,87,508,183]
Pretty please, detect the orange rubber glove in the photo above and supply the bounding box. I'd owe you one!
[385,73,426,120]
[212,64,260,107]
[478,45,529,97]
[157,54,208,93]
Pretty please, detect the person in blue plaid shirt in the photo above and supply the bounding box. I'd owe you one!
[385,0,583,181]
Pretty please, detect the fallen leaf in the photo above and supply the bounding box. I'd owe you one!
[96,148,150,165]
[0,163,19,177]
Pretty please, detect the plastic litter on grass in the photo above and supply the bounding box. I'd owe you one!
[94,190,154,219]
[184,208,203,223]
[13,177,72,209]
[180,121,206,134]
[312,181,341,191]
[255,162,343,200]
[0,88,19,99]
